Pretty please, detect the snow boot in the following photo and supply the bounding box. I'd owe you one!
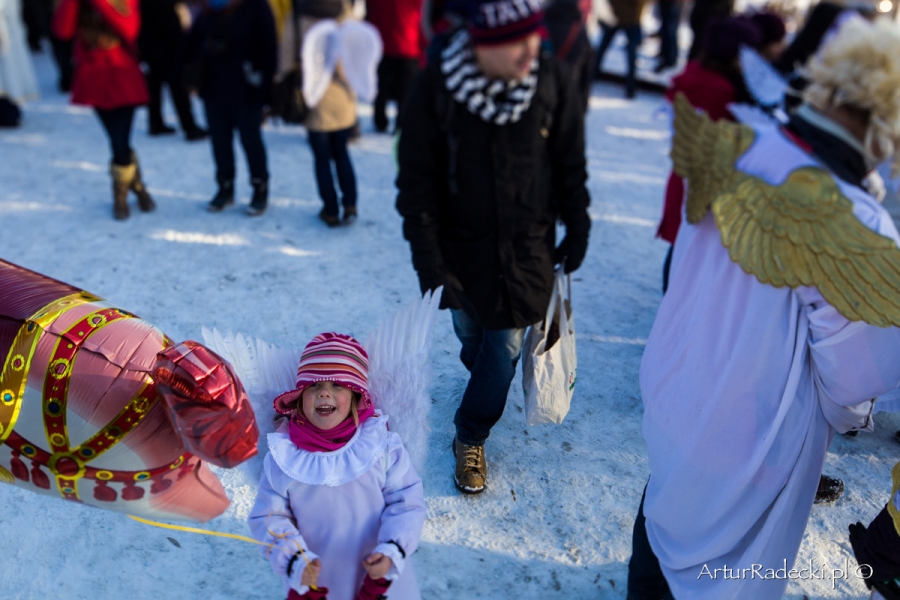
[208,180,235,212]
[342,205,358,225]
[814,474,844,504]
[110,161,135,220]
[318,208,340,228]
[246,178,268,216]
[129,151,156,212]
[453,437,486,494]
[356,576,391,600]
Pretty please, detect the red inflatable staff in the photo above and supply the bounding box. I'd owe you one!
[0,259,258,522]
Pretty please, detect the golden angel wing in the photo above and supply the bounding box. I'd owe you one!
[715,167,900,327]
[670,93,757,224]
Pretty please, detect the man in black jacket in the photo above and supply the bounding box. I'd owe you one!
[396,0,591,495]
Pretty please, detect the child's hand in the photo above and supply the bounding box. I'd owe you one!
[361,552,393,579]
[301,558,321,588]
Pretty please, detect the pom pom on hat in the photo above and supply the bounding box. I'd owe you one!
[273,332,372,415]
[467,0,546,46]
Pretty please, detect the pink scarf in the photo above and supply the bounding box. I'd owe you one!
[288,404,375,452]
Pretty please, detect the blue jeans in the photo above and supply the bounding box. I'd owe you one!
[627,485,674,600]
[451,308,526,446]
[657,2,682,68]
[594,23,642,96]
[204,101,268,182]
[307,128,357,216]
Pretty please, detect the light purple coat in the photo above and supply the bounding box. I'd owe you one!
[248,413,426,600]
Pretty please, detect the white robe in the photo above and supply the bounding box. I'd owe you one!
[248,413,426,600]
[0,0,39,102]
[641,124,900,599]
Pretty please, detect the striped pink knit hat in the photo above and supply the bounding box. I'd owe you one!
[273,332,372,415]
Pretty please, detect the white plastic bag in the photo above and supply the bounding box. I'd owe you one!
[521,270,577,426]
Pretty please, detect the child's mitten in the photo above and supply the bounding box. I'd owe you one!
[355,576,391,600]
[288,588,329,600]
[849,506,900,586]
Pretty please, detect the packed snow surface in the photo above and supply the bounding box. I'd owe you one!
[1,50,898,600]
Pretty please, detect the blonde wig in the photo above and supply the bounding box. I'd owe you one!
[803,17,900,172]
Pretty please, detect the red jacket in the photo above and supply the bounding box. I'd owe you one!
[53,0,149,110]
[366,0,422,59]
[657,61,736,244]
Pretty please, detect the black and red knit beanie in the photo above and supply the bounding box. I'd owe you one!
[467,0,546,46]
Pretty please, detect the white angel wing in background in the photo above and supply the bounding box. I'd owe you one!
[301,19,339,108]
[739,45,787,108]
[365,288,442,474]
[336,20,383,103]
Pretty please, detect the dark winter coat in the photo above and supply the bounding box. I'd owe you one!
[138,0,184,70]
[179,0,277,107]
[396,50,591,330]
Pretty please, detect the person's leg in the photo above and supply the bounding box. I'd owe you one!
[327,128,357,210]
[167,66,203,136]
[450,308,484,373]
[627,485,674,600]
[656,2,679,69]
[662,244,673,294]
[145,66,170,133]
[453,314,526,446]
[307,131,339,218]
[373,57,391,133]
[593,23,620,78]
[204,100,236,184]
[96,106,134,166]
[624,25,642,98]
[234,102,268,182]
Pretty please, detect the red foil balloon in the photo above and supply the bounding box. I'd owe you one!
[0,259,259,522]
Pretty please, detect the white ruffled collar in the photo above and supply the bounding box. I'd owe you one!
[267,411,389,487]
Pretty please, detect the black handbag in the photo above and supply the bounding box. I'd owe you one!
[270,14,308,124]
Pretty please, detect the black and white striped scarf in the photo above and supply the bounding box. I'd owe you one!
[440,29,539,126]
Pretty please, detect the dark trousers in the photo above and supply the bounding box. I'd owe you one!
[307,128,357,216]
[204,101,268,183]
[594,23,642,96]
[662,245,673,293]
[628,486,674,600]
[373,56,419,132]
[657,2,681,68]
[450,308,526,446]
[146,63,198,131]
[95,106,136,165]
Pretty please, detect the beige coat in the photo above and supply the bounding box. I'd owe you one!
[299,13,357,133]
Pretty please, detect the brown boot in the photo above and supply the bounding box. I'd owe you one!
[129,151,156,212]
[110,162,136,220]
[453,437,486,494]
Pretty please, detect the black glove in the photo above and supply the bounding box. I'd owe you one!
[555,234,588,274]
[417,267,465,310]
[849,506,900,593]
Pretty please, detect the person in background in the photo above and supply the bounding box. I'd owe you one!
[0,0,40,108]
[654,0,683,72]
[53,0,156,220]
[366,0,421,133]
[544,0,592,114]
[749,11,786,63]
[592,0,646,99]
[179,0,277,216]
[140,0,207,139]
[686,0,732,60]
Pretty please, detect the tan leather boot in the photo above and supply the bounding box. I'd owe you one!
[110,162,136,220]
[453,437,486,494]
[129,151,156,212]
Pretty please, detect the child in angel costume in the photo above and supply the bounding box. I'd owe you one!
[205,292,440,600]
[628,18,900,600]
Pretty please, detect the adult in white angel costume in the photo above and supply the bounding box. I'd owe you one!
[628,19,900,600]
[0,0,39,102]
[208,291,440,600]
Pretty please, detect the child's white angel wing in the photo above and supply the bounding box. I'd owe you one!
[335,20,383,103]
[365,288,443,474]
[739,45,787,108]
[301,19,340,108]
[201,328,302,482]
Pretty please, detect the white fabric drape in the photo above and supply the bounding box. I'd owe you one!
[0,0,39,102]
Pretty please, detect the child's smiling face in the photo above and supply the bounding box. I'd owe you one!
[300,381,354,430]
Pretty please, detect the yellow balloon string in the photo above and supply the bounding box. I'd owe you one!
[128,515,318,590]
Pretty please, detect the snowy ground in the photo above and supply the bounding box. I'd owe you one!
[2,49,900,600]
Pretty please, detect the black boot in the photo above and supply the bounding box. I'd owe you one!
[208,180,234,212]
[246,178,268,216]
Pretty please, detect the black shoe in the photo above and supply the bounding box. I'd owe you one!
[894,430,900,445]
[184,126,209,141]
[149,123,177,136]
[342,205,357,225]
[318,208,340,227]
[843,429,859,437]
[814,474,844,504]
[207,181,235,212]
[246,178,268,216]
